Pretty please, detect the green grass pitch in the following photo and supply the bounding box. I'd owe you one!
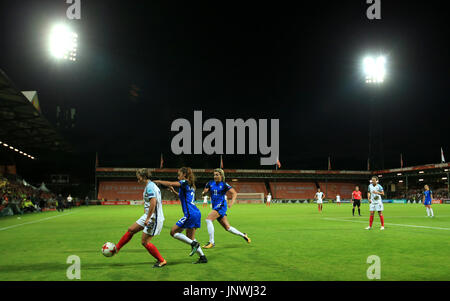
[1,203,449,281]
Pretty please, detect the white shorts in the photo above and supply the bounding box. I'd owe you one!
[369,202,384,212]
[317,200,323,204]
[136,213,164,236]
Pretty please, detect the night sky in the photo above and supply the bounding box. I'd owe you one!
[1,0,449,170]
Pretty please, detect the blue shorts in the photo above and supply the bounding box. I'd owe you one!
[212,202,228,220]
[176,212,201,229]
[424,200,432,206]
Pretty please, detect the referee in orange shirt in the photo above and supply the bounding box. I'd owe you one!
[352,185,362,216]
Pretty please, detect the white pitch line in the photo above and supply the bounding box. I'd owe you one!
[328,215,450,219]
[0,213,74,231]
[323,217,450,231]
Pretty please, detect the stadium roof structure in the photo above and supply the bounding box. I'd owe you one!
[0,69,72,156]
[376,162,450,175]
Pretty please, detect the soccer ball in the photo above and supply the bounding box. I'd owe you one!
[101,242,116,257]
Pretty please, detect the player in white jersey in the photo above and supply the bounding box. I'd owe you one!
[266,193,272,207]
[203,195,208,208]
[366,176,385,230]
[67,194,73,209]
[113,169,167,267]
[315,188,325,213]
[336,194,341,206]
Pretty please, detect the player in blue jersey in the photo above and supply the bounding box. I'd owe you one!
[114,169,167,268]
[422,184,435,217]
[201,168,251,249]
[154,167,207,264]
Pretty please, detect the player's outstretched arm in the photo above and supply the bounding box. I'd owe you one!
[154,180,181,187]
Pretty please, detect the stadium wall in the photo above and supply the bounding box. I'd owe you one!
[97,181,145,201]
[98,180,268,201]
[269,182,316,199]
[318,182,356,199]
[268,182,361,199]
[226,181,267,197]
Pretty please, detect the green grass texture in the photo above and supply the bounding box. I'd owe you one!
[1,203,449,281]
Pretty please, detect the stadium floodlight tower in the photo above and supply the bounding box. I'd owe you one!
[363,56,386,84]
[363,55,387,171]
[49,24,78,61]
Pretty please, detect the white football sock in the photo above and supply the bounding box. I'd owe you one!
[173,233,193,245]
[227,226,244,237]
[196,246,204,256]
[206,219,215,244]
[173,233,204,256]
[430,208,434,216]
[426,207,430,216]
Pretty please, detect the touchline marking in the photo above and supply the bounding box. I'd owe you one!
[329,215,450,219]
[323,218,450,231]
[0,213,74,231]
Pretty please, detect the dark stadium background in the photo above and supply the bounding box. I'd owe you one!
[0,0,449,194]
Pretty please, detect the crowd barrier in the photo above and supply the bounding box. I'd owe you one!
[100,200,181,205]
[269,199,449,204]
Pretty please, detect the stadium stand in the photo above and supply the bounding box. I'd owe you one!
[0,175,59,216]
[95,164,450,204]
[229,181,268,195]
[96,168,369,203]
[269,182,317,199]
[0,69,71,154]
[0,68,75,216]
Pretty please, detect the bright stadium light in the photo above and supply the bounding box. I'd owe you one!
[364,55,386,84]
[49,24,78,61]
[0,141,36,160]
